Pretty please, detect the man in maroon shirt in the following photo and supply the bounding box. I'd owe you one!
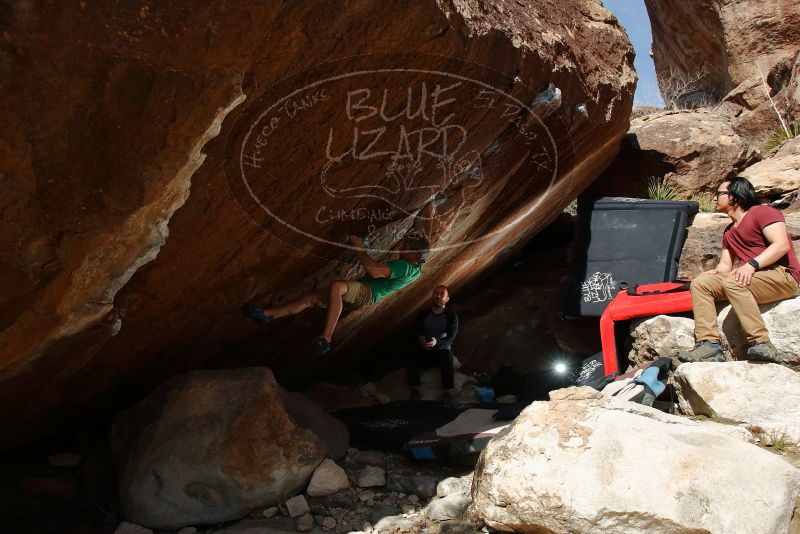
[678,177,800,363]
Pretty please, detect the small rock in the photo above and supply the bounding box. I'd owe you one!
[374,515,414,532]
[296,513,313,532]
[307,458,349,497]
[425,494,472,521]
[358,489,375,502]
[495,394,517,403]
[436,476,471,497]
[320,516,336,529]
[284,495,310,518]
[262,506,279,518]
[386,473,437,498]
[406,494,419,504]
[348,449,385,465]
[47,452,81,467]
[113,522,152,534]
[177,528,197,534]
[369,505,401,524]
[357,465,385,488]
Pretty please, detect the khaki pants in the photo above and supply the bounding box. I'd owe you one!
[691,265,799,344]
[316,280,373,310]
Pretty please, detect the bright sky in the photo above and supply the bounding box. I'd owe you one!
[602,0,664,108]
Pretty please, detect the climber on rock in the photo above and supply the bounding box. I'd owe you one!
[243,202,437,357]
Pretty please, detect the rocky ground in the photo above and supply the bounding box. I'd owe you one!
[0,415,485,534]
[4,1,800,533]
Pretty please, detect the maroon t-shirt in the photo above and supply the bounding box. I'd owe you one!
[722,205,800,283]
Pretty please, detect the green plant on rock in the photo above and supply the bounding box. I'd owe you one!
[647,176,682,201]
[762,124,800,153]
[694,192,716,213]
[768,431,790,452]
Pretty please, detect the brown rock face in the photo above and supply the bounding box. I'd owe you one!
[110,368,324,529]
[0,1,634,448]
[742,137,800,206]
[645,0,800,101]
[592,110,757,198]
[731,51,800,140]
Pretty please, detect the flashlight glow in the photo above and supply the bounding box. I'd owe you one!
[554,362,567,374]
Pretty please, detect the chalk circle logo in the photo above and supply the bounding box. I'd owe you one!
[224,54,561,264]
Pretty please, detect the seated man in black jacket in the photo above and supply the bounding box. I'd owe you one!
[409,285,458,400]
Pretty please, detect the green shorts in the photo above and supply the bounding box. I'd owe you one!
[316,280,373,310]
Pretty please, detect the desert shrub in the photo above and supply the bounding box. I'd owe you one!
[657,66,720,111]
[647,176,682,201]
[631,106,662,119]
[762,123,800,152]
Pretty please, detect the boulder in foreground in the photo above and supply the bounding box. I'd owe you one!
[110,368,326,529]
[471,387,800,534]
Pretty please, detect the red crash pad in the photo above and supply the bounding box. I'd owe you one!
[600,281,693,376]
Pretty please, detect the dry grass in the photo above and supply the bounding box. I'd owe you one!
[631,106,662,120]
[657,66,720,111]
[762,124,800,153]
[692,193,716,213]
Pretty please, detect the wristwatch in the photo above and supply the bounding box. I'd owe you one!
[747,258,760,270]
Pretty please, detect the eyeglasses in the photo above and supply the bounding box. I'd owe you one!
[713,191,731,198]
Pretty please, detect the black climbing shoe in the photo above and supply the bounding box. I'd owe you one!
[241,304,272,327]
[311,337,332,357]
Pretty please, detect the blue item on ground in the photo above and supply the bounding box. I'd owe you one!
[634,366,666,397]
[410,447,437,460]
[473,386,495,402]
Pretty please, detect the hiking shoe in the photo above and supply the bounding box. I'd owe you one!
[241,304,272,327]
[746,341,781,363]
[677,341,725,363]
[310,337,332,357]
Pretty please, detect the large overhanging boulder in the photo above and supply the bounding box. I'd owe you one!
[0,1,635,448]
[470,386,800,534]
